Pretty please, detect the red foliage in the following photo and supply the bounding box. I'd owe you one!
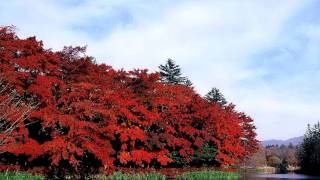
[0,26,258,174]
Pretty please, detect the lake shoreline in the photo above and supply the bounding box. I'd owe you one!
[242,173,320,180]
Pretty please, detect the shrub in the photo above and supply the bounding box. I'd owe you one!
[267,156,282,168]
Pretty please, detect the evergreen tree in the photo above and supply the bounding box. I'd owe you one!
[159,59,187,85]
[298,122,320,174]
[205,88,227,106]
[184,79,193,87]
[288,142,294,149]
[279,158,288,173]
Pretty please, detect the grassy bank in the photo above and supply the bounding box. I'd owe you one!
[105,171,239,179]
[0,171,44,180]
[240,166,276,174]
[176,171,240,180]
[0,170,240,179]
[105,172,166,180]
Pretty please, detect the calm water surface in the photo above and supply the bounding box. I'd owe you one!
[242,173,320,180]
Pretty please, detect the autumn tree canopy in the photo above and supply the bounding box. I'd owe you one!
[0,26,258,176]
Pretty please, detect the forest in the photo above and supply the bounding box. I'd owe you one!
[0,26,258,178]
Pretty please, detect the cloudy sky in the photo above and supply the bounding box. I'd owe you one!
[1,0,320,140]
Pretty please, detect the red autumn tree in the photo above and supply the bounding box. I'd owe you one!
[0,26,258,177]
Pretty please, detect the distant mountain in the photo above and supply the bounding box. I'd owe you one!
[261,136,304,147]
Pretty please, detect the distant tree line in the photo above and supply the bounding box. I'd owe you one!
[265,144,298,172]
[244,143,298,172]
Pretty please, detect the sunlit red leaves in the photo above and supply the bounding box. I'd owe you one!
[157,155,172,166]
[119,151,131,164]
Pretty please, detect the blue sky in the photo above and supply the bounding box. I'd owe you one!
[1,0,320,140]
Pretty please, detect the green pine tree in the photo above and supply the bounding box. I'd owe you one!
[205,88,227,106]
[159,59,189,85]
[184,79,193,87]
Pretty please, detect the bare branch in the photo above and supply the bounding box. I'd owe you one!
[0,79,38,150]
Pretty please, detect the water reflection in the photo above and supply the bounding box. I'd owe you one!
[242,173,320,180]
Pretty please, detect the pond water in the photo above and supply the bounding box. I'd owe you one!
[242,173,320,180]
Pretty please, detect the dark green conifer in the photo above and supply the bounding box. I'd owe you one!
[159,59,188,85]
[205,88,227,106]
[298,122,320,174]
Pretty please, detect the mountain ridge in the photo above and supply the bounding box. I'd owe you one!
[261,136,303,147]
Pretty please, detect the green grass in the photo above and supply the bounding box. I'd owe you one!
[106,171,166,180]
[0,170,239,180]
[0,171,165,180]
[0,171,44,180]
[176,171,240,180]
[240,167,265,173]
